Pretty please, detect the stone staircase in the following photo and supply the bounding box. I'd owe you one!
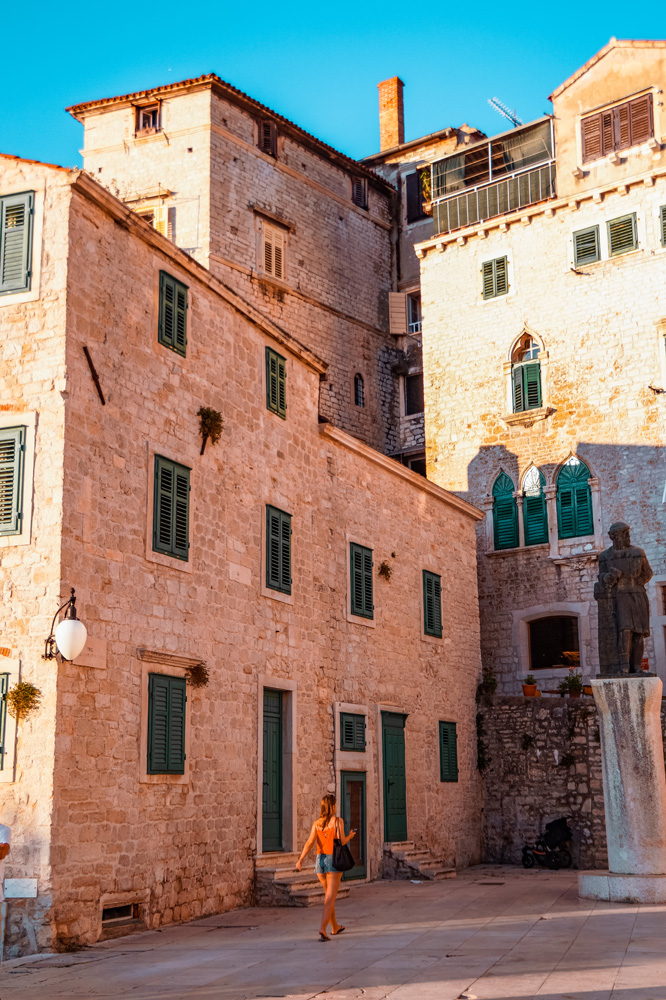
[254,852,352,907]
[382,841,456,881]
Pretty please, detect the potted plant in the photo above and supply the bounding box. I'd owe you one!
[558,668,583,699]
[522,674,538,697]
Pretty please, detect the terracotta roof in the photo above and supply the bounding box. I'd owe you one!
[0,151,71,172]
[66,74,395,192]
[549,38,666,101]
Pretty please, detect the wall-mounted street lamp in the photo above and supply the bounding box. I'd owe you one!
[43,589,88,662]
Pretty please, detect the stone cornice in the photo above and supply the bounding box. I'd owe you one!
[319,422,483,521]
[67,171,328,376]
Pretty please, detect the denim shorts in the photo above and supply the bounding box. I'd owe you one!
[315,853,336,874]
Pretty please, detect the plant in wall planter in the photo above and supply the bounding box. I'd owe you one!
[522,674,538,697]
[6,681,42,721]
[197,407,223,456]
[558,668,583,699]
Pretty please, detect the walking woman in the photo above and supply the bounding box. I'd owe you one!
[295,793,356,941]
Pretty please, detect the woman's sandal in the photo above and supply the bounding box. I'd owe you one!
[332,926,345,935]
[319,932,330,942]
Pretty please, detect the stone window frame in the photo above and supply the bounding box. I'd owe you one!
[477,250,515,303]
[502,329,553,427]
[137,650,194,786]
[256,675,298,855]
[144,444,195,575]
[0,185,44,308]
[511,602,591,685]
[0,658,19,783]
[260,496,295,607]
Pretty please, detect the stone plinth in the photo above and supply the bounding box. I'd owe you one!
[578,676,666,903]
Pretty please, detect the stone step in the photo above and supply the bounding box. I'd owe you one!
[385,841,415,851]
[290,884,351,907]
[254,852,300,869]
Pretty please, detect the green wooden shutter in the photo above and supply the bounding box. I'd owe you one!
[574,484,594,536]
[524,494,548,546]
[265,347,287,418]
[0,673,8,771]
[573,226,600,265]
[557,487,575,538]
[159,272,188,356]
[523,363,542,410]
[494,256,508,295]
[439,721,458,782]
[350,543,373,619]
[148,673,187,774]
[607,214,637,256]
[557,458,592,539]
[492,472,518,550]
[0,426,25,535]
[0,192,33,294]
[660,206,666,247]
[482,261,495,299]
[153,456,190,560]
[423,570,442,638]
[266,505,292,594]
[511,368,524,412]
[340,712,366,751]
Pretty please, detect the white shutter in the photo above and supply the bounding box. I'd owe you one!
[389,292,407,335]
[153,205,168,237]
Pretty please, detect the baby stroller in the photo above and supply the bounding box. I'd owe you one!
[522,816,573,870]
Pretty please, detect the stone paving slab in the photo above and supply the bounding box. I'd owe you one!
[2,867,666,999]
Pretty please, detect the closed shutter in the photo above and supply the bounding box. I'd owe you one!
[352,178,367,209]
[660,207,666,247]
[601,110,614,155]
[511,367,524,412]
[266,505,292,594]
[388,292,407,334]
[482,257,508,299]
[159,272,188,356]
[262,224,285,280]
[265,347,287,418]
[492,471,518,550]
[581,94,653,162]
[340,712,366,751]
[439,721,458,782]
[581,113,602,162]
[350,542,373,619]
[629,93,653,145]
[0,191,33,294]
[574,484,594,536]
[0,673,8,771]
[523,494,548,546]
[573,226,600,265]
[482,260,495,299]
[153,456,190,560]
[153,205,168,237]
[423,570,442,638]
[0,426,25,535]
[608,214,637,256]
[556,458,593,539]
[148,673,187,774]
[258,120,277,156]
[557,487,576,538]
[523,362,542,409]
[615,103,631,150]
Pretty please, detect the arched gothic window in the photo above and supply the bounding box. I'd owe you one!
[556,456,593,539]
[511,333,542,413]
[492,471,518,550]
[522,467,548,545]
[354,373,365,408]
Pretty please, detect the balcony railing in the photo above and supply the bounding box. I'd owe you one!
[432,162,556,235]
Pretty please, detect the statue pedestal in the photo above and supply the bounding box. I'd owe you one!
[578,677,666,903]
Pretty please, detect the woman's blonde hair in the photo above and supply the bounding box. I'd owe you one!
[317,793,336,828]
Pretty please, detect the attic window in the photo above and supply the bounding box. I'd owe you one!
[581,93,653,163]
[352,178,368,209]
[258,120,277,157]
[136,105,160,134]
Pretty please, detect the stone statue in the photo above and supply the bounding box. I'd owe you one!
[594,522,653,677]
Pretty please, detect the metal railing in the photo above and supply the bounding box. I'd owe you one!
[408,320,422,334]
[432,162,556,236]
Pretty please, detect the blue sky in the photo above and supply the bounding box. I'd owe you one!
[2,3,665,167]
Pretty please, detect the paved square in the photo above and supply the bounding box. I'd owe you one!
[2,867,666,1000]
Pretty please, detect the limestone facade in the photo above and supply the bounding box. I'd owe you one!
[0,158,483,954]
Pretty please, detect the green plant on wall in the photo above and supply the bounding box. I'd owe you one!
[476,712,490,772]
[197,407,223,455]
[6,681,41,721]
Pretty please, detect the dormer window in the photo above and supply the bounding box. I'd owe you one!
[581,93,653,163]
[136,104,160,134]
[258,120,277,157]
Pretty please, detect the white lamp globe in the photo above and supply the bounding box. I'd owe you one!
[54,618,88,661]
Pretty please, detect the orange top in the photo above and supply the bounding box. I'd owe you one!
[315,819,338,855]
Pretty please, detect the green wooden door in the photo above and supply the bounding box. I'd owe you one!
[382,712,407,842]
[262,689,283,852]
[341,771,367,880]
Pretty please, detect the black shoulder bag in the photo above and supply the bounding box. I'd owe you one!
[332,818,355,872]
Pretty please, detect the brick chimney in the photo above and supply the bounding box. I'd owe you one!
[378,77,405,151]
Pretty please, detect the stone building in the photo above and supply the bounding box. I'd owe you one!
[0,151,482,955]
[415,38,666,692]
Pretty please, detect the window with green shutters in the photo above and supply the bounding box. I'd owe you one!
[153,456,190,560]
[512,362,542,412]
[482,256,508,299]
[0,673,9,771]
[350,543,373,619]
[573,225,600,266]
[492,472,518,550]
[340,712,366,751]
[607,213,637,256]
[0,426,25,536]
[556,457,593,539]
[147,673,187,774]
[522,467,549,546]
[266,347,287,418]
[266,505,292,594]
[660,206,666,247]
[439,721,458,782]
[423,570,442,638]
[158,272,188,356]
[0,192,34,295]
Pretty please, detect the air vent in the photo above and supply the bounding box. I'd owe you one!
[102,902,142,925]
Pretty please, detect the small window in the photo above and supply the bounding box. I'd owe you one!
[607,213,637,257]
[423,570,442,638]
[102,903,142,926]
[660,206,666,247]
[350,542,373,619]
[482,256,508,299]
[529,616,580,670]
[147,673,187,774]
[659,584,666,617]
[0,426,25,536]
[407,294,422,333]
[351,178,368,209]
[511,334,542,412]
[158,272,188,356]
[0,673,9,771]
[581,93,653,163]
[258,120,277,157]
[1,191,34,295]
[573,226,600,266]
[439,721,458,782]
[266,505,292,595]
[406,454,426,478]
[492,471,518,550]
[153,456,190,561]
[354,373,365,407]
[265,347,287,418]
[136,104,160,133]
[261,222,286,280]
[556,456,593,539]
[404,373,424,415]
[340,712,366,751]
[522,467,548,546]
[405,170,428,223]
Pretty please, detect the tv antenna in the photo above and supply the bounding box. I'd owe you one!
[488,97,523,128]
